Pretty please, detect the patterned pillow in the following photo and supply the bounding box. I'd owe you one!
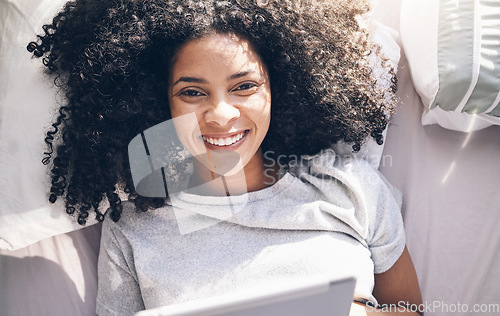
[401,0,500,131]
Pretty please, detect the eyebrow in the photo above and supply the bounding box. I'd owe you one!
[172,77,207,87]
[172,70,256,87]
[229,70,255,80]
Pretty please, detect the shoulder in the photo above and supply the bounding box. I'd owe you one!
[102,201,176,240]
[102,201,140,234]
[308,149,405,273]
[293,148,401,205]
[291,149,405,272]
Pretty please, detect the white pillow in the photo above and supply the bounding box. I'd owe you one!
[400,0,500,132]
[0,0,97,251]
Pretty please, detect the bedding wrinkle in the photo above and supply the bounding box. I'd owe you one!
[0,255,82,315]
[0,224,101,316]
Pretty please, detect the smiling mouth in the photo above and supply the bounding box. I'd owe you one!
[202,130,249,147]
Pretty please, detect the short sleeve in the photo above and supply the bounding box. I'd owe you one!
[306,151,406,274]
[96,219,145,316]
[365,171,405,274]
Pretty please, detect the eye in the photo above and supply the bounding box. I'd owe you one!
[178,89,206,97]
[231,82,258,93]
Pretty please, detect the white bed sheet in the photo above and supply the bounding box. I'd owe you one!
[375,1,500,315]
[0,224,101,316]
[381,60,500,315]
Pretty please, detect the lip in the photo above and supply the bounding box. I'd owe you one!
[201,130,249,150]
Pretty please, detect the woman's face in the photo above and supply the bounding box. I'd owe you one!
[168,33,271,177]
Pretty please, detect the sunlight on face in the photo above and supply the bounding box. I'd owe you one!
[168,33,271,179]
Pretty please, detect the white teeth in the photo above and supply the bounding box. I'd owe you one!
[202,132,245,146]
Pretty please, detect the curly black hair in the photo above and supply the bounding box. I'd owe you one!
[27,0,397,224]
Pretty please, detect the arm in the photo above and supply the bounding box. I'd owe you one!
[350,246,423,315]
[97,221,145,316]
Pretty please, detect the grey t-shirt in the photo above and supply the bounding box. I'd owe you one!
[96,151,405,316]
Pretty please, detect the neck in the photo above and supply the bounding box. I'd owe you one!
[189,149,280,196]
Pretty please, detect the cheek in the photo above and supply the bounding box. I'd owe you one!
[259,90,272,130]
[252,97,271,138]
[168,100,203,129]
[168,99,183,118]
[248,86,271,114]
[262,111,271,136]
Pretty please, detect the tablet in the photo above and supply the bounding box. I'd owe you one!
[135,275,356,316]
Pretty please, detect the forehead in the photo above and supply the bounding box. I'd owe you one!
[171,33,266,77]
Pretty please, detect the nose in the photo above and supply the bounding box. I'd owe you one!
[204,95,240,126]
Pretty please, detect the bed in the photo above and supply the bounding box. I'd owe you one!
[1,0,499,315]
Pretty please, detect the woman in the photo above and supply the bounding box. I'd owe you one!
[28,0,422,314]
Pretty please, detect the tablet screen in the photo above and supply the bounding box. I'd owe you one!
[135,276,356,316]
